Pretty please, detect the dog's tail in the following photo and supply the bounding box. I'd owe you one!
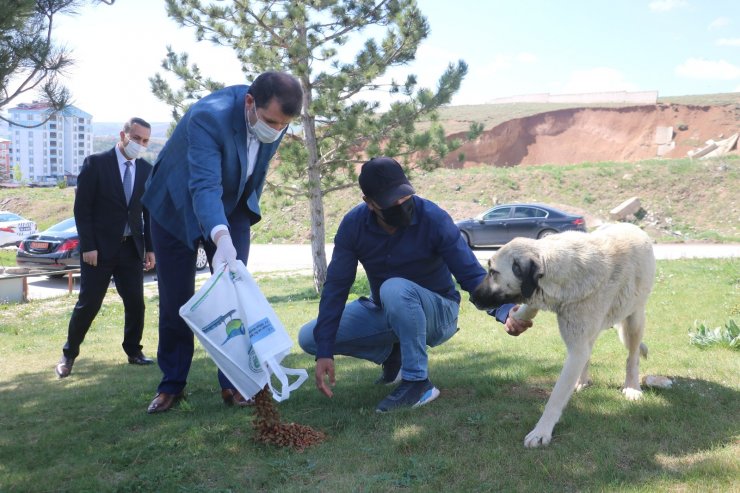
[639,342,648,359]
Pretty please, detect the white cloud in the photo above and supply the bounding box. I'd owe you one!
[717,38,740,47]
[649,0,688,12]
[515,52,538,64]
[675,58,740,80]
[708,17,731,30]
[560,67,639,94]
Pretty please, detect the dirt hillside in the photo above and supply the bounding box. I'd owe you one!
[444,103,740,167]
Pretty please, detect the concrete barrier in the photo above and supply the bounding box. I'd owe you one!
[0,268,80,303]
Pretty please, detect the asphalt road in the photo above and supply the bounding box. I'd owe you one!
[19,242,740,301]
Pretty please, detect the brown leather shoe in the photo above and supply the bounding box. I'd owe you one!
[55,356,75,379]
[221,388,254,407]
[147,391,185,414]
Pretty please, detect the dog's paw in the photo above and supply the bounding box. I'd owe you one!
[524,427,552,448]
[575,379,593,392]
[622,387,643,401]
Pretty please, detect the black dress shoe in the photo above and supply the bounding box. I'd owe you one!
[55,355,75,378]
[147,391,185,414]
[128,352,154,365]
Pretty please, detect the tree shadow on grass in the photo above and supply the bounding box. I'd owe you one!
[377,346,740,492]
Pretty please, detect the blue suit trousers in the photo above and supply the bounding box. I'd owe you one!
[151,206,251,395]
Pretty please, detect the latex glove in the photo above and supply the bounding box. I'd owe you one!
[212,234,237,269]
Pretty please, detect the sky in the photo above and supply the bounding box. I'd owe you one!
[17,0,740,123]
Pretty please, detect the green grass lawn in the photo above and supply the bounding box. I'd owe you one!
[0,259,738,492]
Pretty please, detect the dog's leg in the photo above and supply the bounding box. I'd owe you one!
[575,356,593,392]
[524,340,593,448]
[618,310,646,401]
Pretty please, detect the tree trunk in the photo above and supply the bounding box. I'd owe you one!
[300,79,327,293]
[308,172,327,293]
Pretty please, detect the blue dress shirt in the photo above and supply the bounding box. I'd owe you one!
[313,195,512,359]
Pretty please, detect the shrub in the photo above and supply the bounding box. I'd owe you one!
[688,319,739,350]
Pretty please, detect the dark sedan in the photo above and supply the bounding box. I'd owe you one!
[16,218,208,274]
[455,203,586,248]
[16,218,80,273]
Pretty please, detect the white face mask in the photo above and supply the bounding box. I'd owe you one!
[248,105,284,144]
[123,139,145,159]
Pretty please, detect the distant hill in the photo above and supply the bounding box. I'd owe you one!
[93,122,170,139]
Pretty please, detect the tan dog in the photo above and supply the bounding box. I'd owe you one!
[470,223,656,447]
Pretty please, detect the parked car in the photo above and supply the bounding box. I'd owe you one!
[16,217,209,273]
[16,217,81,273]
[455,203,586,248]
[0,211,37,247]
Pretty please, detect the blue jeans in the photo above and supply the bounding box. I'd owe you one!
[299,278,460,381]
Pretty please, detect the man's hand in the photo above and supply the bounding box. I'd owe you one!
[82,250,98,267]
[315,357,335,398]
[144,252,156,271]
[505,305,534,336]
[212,234,237,269]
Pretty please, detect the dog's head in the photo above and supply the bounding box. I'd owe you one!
[470,239,543,310]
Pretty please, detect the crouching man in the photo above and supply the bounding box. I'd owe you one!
[298,157,531,412]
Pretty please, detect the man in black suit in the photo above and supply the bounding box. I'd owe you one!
[55,117,156,378]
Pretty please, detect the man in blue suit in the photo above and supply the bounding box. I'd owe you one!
[142,71,303,414]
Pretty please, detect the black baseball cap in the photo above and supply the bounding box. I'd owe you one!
[358,157,415,209]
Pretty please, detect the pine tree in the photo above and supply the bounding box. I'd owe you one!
[0,0,115,127]
[152,0,481,291]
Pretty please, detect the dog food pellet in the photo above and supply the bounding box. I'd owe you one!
[252,386,326,452]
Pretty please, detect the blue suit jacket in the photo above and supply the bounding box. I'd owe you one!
[142,85,284,247]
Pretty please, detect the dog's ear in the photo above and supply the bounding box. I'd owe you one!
[514,255,543,299]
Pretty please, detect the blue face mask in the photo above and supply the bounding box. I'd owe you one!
[378,198,415,228]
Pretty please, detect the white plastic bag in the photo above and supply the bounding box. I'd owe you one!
[179,261,308,402]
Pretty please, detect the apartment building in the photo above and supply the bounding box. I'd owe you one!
[7,103,93,183]
[0,138,10,181]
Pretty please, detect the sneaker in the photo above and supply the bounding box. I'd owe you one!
[374,343,402,385]
[375,378,440,413]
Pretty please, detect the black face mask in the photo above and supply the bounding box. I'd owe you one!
[377,198,415,228]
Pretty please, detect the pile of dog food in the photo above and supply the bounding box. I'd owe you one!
[252,386,326,452]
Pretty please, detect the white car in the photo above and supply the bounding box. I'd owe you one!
[0,211,38,247]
